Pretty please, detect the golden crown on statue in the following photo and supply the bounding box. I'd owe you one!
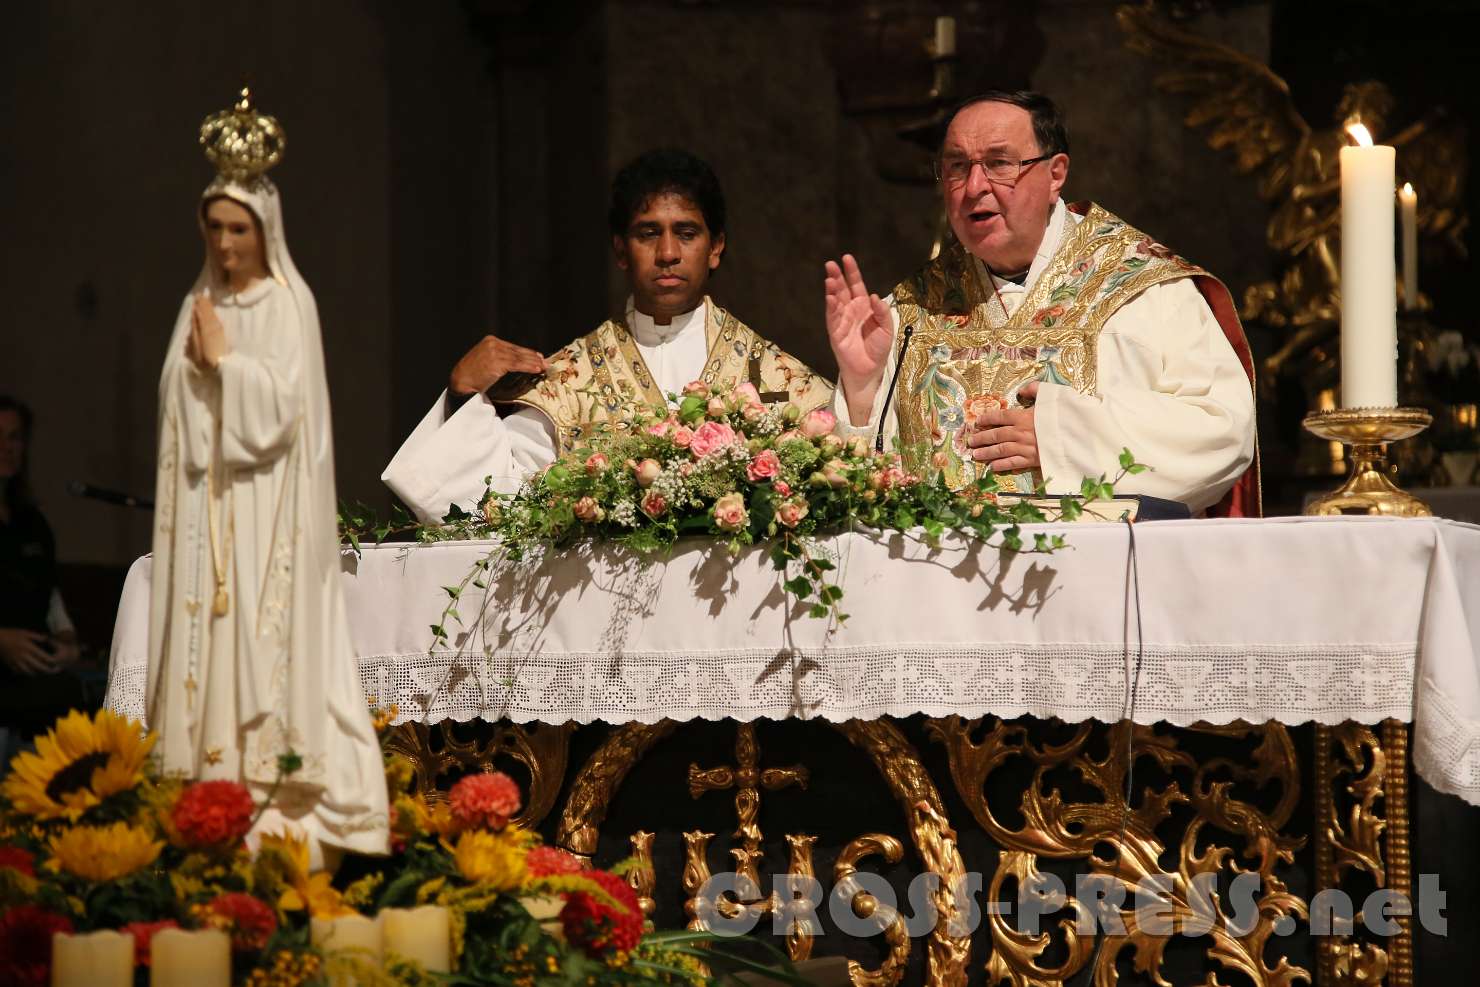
[199,87,285,182]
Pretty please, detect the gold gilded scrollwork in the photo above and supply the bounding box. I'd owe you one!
[927,715,1308,987]
[555,720,676,855]
[629,831,657,919]
[383,720,573,827]
[835,835,911,987]
[1314,721,1414,987]
[835,719,971,987]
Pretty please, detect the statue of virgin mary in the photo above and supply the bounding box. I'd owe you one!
[147,90,387,858]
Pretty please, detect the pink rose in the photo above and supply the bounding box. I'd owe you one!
[689,421,737,458]
[776,429,803,445]
[776,497,809,529]
[573,496,603,522]
[712,492,748,532]
[682,380,710,398]
[645,418,675,438]
[706,397,728,417]
[742,403,765,422]
[672,426,694,448]
[871,465,907,491]
[774,480,792,497]
[732,382,762,407]
[746,450,781,482]
[640,490,668,517]
[633,458,662,488]
[819,433,845,456]
[800,408,837,439]
[821,459,849,488]
[584,453,609,475]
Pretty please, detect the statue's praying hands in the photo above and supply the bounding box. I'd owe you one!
[823,254,894,425]
[448,334,549,397]
[186,292,230,371]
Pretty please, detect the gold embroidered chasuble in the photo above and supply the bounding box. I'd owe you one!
[494,297,833,454]
[890,202,1230,495]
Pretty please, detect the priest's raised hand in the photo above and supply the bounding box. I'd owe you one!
[823,253,894,426]
[448,334,548,397]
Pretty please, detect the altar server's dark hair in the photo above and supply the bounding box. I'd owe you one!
[944,90,1071,158]
[0,394,35,511]
[608,149,727,239]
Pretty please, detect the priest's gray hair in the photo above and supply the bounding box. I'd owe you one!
[944,90,1070,158]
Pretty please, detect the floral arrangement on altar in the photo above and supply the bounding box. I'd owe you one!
[340,379,1144,627]
[0,707,786,987]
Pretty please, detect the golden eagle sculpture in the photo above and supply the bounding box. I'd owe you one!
[1116,1,1467,382]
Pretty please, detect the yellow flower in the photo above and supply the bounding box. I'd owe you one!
[450,828,527,890]
[259,831,353,918]
[2,709,155,821]
[47,821,163,881]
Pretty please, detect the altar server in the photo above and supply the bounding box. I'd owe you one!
[385,149,832,522]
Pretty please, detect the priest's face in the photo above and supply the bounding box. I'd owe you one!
[613,192,725,321]
[941,101,1069,274]
[203,197,269,286]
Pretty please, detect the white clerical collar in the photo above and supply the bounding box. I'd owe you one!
[977,197,1070,296]
[627,297,707,347]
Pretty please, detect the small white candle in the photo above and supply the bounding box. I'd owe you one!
[934,16,956,57]
[312,914,384,986]
[149,928,230,987]
[51,930,134,987]
[381,906,451,973]
[1399,182,1418,311]
[1339,123,1398,408]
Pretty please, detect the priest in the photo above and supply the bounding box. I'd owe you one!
[385,149,832,521]
[823,90,1258,515]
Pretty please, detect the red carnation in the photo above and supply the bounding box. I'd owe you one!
[526,845,583,878]
[0,904,73,987]
[0,846,35,877]
[560,869,643,957]
[206,892,278,952]
[447,771,521,831]
[122,919,180,966]
[172,780,256,848]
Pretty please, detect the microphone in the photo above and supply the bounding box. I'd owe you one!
[68,481,154,511]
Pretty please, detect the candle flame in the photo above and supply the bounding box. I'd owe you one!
[1402,182,1415,195]
[1346,122,1374,147]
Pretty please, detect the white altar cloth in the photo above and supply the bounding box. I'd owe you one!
[104,516,1480,806]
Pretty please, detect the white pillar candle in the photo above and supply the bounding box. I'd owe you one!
[934,16,956,57]
[381,906,451,973]
[312,914,384,986]
[1339,123,1398,408]
[51,930,134,987]
[1399,182,1418,311]
[149,928,230,987]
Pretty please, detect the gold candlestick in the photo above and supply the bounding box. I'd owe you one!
[1302,407,1433,516]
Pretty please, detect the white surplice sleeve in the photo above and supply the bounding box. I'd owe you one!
[382,391,558,523]
[217,289,303,469]
[1033,278,1255,513]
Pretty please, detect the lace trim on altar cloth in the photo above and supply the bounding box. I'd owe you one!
[103,642,1480,807]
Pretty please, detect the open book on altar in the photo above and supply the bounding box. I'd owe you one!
[999,494,1193,522]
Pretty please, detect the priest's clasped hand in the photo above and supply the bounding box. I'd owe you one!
[449,335,549,396]
[823,253,894,425]
[185,292,230,371]
[967,381,1041,472]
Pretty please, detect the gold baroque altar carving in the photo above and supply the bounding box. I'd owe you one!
[386,715,1415,987]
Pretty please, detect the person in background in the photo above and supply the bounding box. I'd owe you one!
[0,395,85,745]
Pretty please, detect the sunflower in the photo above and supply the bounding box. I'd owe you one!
[47,821,163,881]
[2,709,155,821]
[449,827,527,890]
[259,831,352,918]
